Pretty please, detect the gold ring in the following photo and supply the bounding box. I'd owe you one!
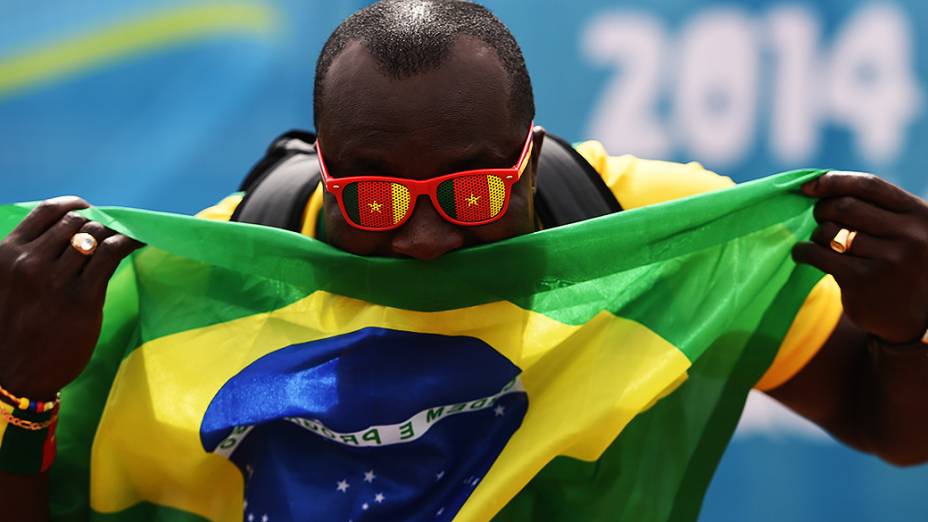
[70,232,98,256]
[830,228,858,254]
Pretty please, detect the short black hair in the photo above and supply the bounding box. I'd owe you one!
[313,0,535,130]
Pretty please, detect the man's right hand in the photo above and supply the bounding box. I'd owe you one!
[0,196,142,400]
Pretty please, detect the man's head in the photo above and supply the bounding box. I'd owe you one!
[313,0,545,260]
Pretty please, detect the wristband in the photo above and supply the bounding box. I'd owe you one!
[0,398,58,475]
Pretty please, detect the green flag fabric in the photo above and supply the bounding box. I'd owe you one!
[0,169,827,521]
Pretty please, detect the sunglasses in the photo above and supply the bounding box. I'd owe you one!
[316,125,535,231]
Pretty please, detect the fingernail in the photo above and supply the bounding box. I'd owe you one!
[803,178,821,194]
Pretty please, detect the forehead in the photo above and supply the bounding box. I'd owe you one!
[317,36,520,153]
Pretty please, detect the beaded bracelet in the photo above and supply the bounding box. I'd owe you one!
[0,384,58,413]
[0,388,59,475]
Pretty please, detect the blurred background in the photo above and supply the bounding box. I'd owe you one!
[2,0,926,520]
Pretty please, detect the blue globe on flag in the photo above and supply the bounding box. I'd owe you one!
[200,327,529,521]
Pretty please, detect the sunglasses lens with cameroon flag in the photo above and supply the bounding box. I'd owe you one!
[436,174,508,223]
[341,180,413,229]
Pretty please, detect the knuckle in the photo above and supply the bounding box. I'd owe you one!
[80,221,107,236]
[100,235,121,248]
[10,252,43,280]
[858,172,882,189]
[95,236,127,260]
[834,197,856,215]
[33,199,57,214]
[910,226,928,249]
[55,195,90,208]
[34,196,89,214]
[28,196,86,222]
[62,211,89,228]
[0,244,20,272]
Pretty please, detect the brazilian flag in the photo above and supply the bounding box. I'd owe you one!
[0,169,826,521]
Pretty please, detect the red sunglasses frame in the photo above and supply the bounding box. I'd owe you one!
[316,124,535,231]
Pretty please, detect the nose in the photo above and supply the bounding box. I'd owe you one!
[390,198,465,260]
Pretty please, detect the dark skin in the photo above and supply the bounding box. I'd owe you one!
[1,37,926,518]
[774,173,928,466]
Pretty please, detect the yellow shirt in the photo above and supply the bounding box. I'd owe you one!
[198,141,844,391]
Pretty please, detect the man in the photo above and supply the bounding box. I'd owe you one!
[1,0,927,519]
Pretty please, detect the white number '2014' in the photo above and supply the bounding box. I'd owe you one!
[582,4,922,168]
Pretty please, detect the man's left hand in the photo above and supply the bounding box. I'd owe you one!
[793,171,928,344]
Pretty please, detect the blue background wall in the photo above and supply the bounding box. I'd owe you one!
[2,1,926,519]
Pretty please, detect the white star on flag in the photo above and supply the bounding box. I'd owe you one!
[337,480,350,492]
[364,470,376,483]
[494,405,505,416]
[247,514,254,522]
[375,493,385,503]
[362,503,370,511]
[436,470,445,481]
[261,515,269,522]
[436,507,445,517]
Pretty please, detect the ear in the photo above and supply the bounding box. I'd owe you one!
[527,125,546,194]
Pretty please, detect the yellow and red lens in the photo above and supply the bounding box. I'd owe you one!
[436,174,507,223]
[341,181,412,229]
